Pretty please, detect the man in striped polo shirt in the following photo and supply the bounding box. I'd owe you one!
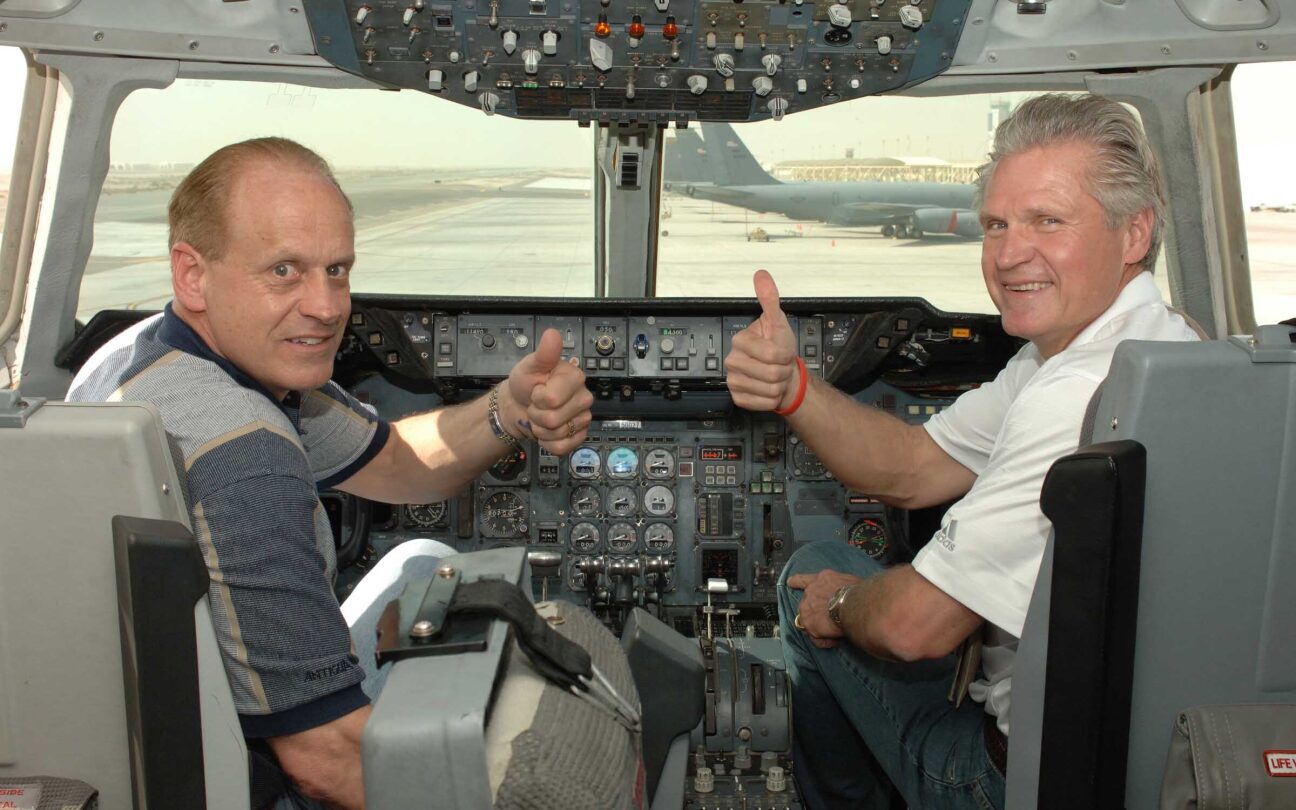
[68,138,593,809]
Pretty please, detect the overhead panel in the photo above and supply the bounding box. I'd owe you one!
[303,0,972,122]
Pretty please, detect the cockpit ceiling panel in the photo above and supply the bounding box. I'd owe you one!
[303,0,972,122]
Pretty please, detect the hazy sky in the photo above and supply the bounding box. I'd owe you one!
[0,44,1293,206]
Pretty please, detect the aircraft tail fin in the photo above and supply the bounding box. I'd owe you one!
[663,128,712,185]
[700,123,781,186]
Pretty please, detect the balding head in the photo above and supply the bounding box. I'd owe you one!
[168,137,353,261]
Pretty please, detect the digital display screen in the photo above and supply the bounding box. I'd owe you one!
[700,446,743,461]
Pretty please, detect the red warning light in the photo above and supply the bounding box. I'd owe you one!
[662,15,678,39]
[628,15,645,39]
[595,14,612,37]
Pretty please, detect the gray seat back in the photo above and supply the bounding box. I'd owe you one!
[0,399,247,808]
[1099,326,1296,806]
[1007,324,1296,808]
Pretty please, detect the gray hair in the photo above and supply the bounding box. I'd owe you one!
[974,94,1165,273]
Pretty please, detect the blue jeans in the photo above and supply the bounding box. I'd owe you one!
[778,541,1005,810]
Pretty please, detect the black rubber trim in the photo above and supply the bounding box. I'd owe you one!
[56,309,153,372]
[112,515,211,810]
[1037,440,1147,810]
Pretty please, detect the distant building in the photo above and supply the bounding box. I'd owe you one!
[772,157,979,184]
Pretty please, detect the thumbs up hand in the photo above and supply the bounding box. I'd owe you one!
[505,328,594,455]
[726,270,801,413]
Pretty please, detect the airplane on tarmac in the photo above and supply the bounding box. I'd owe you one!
[669,122,982,240]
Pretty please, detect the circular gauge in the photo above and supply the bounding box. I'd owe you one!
[480,491,528,538]
[405,501,447,528]
[569,485,601,518]
[488,447,527,482]
[643,485,676,517]
[569,446,601,480]
[569,521,601,553]
[607,522,638,552]
[606,446,639,479]
[848,518,889,561]
[606,485,638,517]
[792,439,828,479]
[644,448,676,479]
[644,523,675,551]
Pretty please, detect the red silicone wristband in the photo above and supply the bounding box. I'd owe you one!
[774,357,809,417]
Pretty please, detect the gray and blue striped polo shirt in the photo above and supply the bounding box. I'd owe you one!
[67,305,390,738]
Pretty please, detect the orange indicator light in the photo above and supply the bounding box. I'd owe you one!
[595,14,612,37]
[662,15,678,39]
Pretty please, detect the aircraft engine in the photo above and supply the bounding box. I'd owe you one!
[912,208,983,238]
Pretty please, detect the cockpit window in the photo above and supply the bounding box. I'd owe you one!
[656,91,1175,314]
[80,81,1191,319]
[1233,61,1296,327]
[80,79,594,320]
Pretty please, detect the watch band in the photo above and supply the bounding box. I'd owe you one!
[828,584,854,626]
[487,385,522,452]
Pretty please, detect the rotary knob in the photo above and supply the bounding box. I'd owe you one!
[595,334,616,356]
[522,48,541,74]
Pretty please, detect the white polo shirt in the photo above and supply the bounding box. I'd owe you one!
[912,272,1200,735]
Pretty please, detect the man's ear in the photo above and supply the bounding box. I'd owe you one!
[1122,207,1155,267]
[171,241,209,313]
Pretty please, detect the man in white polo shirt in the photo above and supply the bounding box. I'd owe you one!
[724,94,1201,809]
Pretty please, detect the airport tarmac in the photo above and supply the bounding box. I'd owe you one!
[75,178,1294,328]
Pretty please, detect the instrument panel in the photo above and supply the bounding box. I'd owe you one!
[304,0,974,122]
[337,296,1016,632]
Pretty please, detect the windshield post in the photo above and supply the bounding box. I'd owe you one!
[595,123,664,298]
